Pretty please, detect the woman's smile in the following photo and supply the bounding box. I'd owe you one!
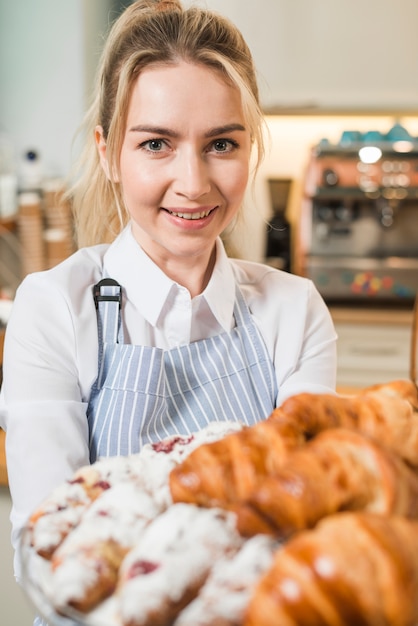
[164,207,215,220]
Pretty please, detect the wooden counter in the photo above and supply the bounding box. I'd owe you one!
[329,306,413,326]
[330,304,415,391]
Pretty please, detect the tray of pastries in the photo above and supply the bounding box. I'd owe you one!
[20,380,418,626]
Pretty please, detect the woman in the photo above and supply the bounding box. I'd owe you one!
[1,0,337,618]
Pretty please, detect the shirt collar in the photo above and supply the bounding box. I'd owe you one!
[103,225,236,331]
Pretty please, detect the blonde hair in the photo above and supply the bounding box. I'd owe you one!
[70,0,265,247]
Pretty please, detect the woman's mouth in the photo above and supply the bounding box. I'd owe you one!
[165,208,215,220]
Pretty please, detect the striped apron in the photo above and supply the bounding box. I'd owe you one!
[87,277,278,462]
[33,278,277,626]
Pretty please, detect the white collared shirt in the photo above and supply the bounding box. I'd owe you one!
[1,224,337,554]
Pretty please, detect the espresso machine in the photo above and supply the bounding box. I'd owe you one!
[300,126,418,306]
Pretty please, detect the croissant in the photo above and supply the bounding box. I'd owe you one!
[236,428,418,538]
[359,379,418,408]
[244,512,418,626]
[170,381,418,517]
[169,418,304,513]
[274,379,418,469]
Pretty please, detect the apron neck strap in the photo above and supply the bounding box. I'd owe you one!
[93,278,124,347]
[232,284,252,327]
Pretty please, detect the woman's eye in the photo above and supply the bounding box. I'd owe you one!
[141,139,165,152]
[211,139,238,153]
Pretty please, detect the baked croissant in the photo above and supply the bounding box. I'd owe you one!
[169,417,304,513]
[236,428,418,538]
[359,379,418,408]
[170,381,418,516]
[244,512,418,626]
[275,379,418,469]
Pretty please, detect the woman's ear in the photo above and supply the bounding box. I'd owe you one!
[95,126,119,182]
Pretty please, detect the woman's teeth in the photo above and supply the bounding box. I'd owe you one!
[168,209,212,220]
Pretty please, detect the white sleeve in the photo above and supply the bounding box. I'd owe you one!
[274,279,338,404]
[2,273,91,573]
[244,267,338,406]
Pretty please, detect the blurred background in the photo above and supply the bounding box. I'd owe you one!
[1,1,418,622]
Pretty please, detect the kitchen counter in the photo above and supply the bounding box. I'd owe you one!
[329,305,413,326]
[330,304,415,391]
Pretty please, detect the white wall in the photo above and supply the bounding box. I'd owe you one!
[0,0,112,181]
[184,0,418,111]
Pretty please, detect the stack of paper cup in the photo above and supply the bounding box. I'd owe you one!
[17,192,45,276]
[42,179,75,268]
[43,228,70,269]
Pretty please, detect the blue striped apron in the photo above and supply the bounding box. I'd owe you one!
[87,277,278,462]
[33,278,277,626]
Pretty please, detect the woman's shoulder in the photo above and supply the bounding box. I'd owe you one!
[228,257,328,320]
[229,257,312,293]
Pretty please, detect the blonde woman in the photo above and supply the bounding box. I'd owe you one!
[1,3,337,623]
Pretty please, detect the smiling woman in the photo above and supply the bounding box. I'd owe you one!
[0,3,337,625]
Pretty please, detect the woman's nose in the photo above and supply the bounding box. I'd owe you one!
[171,148,211,199]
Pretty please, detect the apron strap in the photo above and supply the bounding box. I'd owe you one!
[93,278,123,349]
[232,284,252,327]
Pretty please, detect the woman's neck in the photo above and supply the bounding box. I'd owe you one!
[130,223,218,297]
[159,248,216,298]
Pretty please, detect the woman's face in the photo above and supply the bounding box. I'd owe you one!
[99,61,251,268]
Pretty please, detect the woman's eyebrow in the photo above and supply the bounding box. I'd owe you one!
[129,125,178,137]
[205,124,246,137]
[128,123,246,137]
